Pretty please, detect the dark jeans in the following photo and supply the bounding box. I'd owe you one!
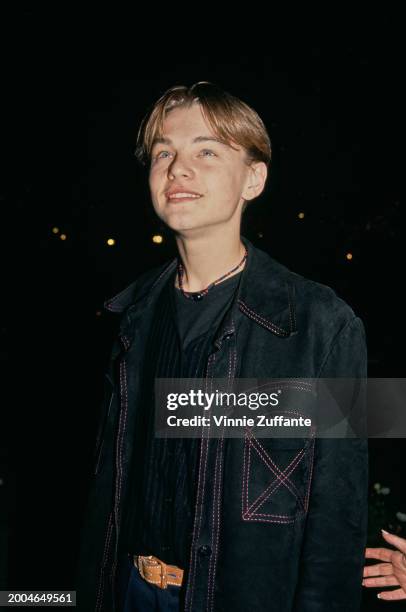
[120,554,181,612]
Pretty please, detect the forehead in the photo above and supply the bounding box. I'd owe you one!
[151,104,235,151]
[161,103,211,135]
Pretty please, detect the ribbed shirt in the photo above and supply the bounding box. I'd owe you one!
[126,265,242,568]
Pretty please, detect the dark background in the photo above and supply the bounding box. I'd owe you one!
[1,9,404,610]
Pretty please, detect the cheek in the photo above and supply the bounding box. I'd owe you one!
[148,172,156,191]
[214,171,242,199]
[207,167,234,189]
[149,165,170,189]
[148,173,162,202]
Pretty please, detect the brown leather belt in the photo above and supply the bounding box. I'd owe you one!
[133,554,184,589]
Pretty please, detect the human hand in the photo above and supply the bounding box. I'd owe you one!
[363,529,406,601]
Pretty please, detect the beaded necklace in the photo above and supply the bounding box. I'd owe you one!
[176,246,247,301]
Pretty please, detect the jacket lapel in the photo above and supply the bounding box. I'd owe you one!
[211,235,298,350]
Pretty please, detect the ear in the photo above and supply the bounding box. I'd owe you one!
[242,161,268,201]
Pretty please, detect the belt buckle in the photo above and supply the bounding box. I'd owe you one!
[158,559,168,590]
[136,555,168,590]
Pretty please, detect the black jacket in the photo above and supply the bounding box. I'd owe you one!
[75,235,368,611]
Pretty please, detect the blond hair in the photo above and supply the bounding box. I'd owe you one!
[134,81,272,211]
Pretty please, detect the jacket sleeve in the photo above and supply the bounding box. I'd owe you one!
[293,315,368,611]
[74,338,120,612]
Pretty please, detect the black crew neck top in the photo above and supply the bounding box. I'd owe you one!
[172,268,243,350]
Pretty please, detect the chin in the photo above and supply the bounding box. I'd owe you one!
[166,220,201,233]
[156,204,228,232]
[162,214,206,232]
[162,209,198,226]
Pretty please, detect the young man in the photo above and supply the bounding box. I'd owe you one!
[76,82,368,611]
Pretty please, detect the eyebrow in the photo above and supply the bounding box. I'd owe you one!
[151,135,227,148]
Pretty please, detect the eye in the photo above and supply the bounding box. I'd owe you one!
[152,148,216,162]
[200,149,216,157]
[154,150,171,159]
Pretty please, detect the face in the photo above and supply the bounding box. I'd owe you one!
[148,103,266,234]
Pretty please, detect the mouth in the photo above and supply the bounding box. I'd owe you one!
[166,192,203,204]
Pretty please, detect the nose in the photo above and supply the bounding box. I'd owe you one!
[167,153,193,179]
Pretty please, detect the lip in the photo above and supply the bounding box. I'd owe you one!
[167,195,203,203]
[165,186,202,198]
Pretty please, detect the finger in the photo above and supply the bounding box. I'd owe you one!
[363,562,393,577]
[381,530,406,554]
[363,576,399,588]
[365,547,393,562]
[377,587,406,601]
[392,551,406,571]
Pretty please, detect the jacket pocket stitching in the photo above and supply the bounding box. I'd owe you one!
[244,435,304,518]
[249,432,307,508]
[242,431,312,523]
[246,436,307,515]
[242,433,296,522]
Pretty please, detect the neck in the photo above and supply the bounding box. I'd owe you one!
[174,226,246,292]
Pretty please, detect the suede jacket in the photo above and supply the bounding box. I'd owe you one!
[75,234,368,612]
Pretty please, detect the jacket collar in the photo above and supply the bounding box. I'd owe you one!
[235,235,298,339]
[103,235,298,347]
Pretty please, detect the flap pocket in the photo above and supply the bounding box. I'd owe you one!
[266,437,314,450]
[241,431,315,524]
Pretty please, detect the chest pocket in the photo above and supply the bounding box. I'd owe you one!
[241,432,315,524]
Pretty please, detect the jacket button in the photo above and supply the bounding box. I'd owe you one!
[198,545,212,557]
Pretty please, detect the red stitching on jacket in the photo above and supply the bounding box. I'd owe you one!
[207,435,222,611]
[207,334,236,611]
[238,300,290,336]
[95,512,113,611]
[287,283,296,333]
[243,435,296,520]
[95,355,130,611]
[245,437,305,516]
[205,349,218,612]
[186,352,215,612]
[107,352,129,605]
[240,422,316,525]
[207,339,233,611]
[208,435,224,612]
[248,429,306,511]
[304,437,316,512]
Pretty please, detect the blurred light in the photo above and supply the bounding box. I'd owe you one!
[152,234,163,244]
[60,234,67,241]
[107,238,116,246]
[298,212,305,219]
[258,232,263,238]
[346,252,353,260]
[52,227,59,234]
[96,310,102,317]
